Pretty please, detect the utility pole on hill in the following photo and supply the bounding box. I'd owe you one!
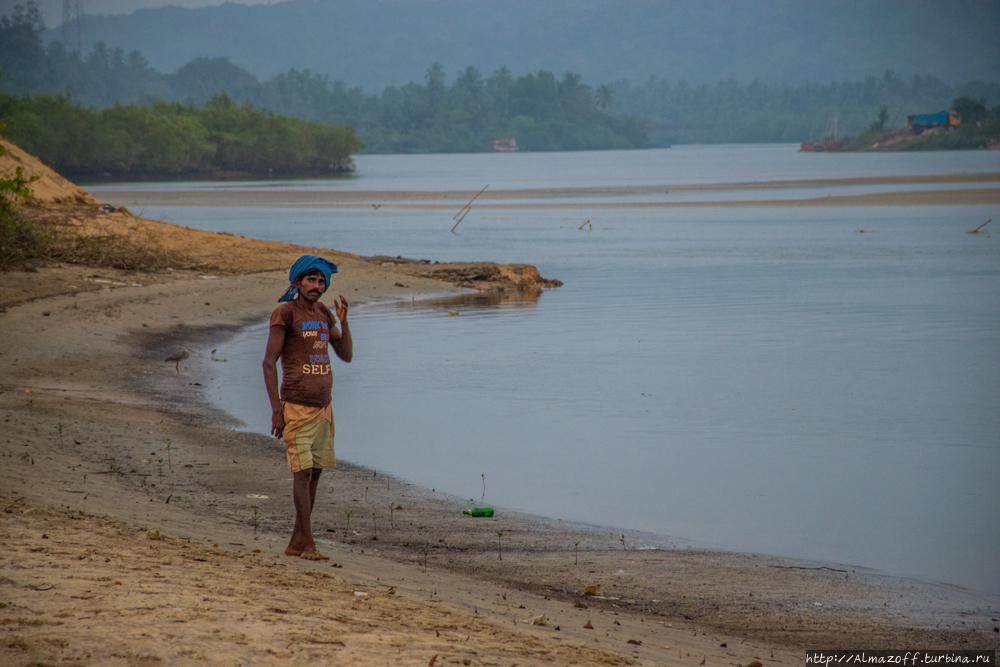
[61,0,87,55]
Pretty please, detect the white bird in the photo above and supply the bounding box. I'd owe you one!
[164,348,192,375]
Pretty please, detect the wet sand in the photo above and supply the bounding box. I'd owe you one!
[3,263,999,666]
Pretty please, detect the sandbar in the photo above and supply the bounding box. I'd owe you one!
[93,171,1000,209]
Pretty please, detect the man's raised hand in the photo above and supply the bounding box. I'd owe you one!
[330,295,353,363]
[335,295,349,322]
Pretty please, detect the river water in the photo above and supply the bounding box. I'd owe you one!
[92,145,1000,595]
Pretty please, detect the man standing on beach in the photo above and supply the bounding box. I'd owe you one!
[263,255,352,560]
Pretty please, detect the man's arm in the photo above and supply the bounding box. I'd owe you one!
[263,324,287,438]
[331,295,352,363]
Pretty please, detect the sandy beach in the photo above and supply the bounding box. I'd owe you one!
[2,142,999,666]
[94,171,1000,210]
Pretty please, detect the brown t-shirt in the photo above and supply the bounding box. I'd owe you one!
[269,300,338,408]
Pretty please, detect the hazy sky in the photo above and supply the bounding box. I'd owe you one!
[1,0,275,28]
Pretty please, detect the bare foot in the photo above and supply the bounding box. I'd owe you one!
[300,552,330,561]
[285,546,303,556]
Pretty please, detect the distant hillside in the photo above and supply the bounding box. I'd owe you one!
[46,0,1000,89]
[7,4,1000,153]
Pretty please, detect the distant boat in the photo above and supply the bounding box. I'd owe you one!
[801,113,843,152]
[800,139,844,152]
[494,138,518,152]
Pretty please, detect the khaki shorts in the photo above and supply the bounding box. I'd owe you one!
[282,402,335,473]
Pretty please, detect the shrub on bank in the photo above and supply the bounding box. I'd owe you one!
[0,121,46,270]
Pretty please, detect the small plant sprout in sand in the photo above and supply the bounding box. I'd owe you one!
[481,473,486,502]
[157,458,164,480]
[496,528,504,561]
[57,423,64,446]
[364,485,369,503]
[164,438,173,470]
[372,511,378,540]
[251,506,261,534]
[574,540,581,565]
[389,501,397,528]
[344,509,353,535]
[109,459,122,479]
[619,533,627,551]
[421,548,429,572]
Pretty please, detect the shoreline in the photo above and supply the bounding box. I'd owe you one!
[203,293,998,596]
[3,265,998,666]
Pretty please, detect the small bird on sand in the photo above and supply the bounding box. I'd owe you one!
[164,348,192,375]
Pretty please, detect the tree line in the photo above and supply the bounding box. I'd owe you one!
[0,91,362,179]
[0,3,648,156]
[607,71,1000,146]
[2,0,998,163]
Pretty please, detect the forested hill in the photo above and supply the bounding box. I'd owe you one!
[1,7,650,155]
[4,2,1000,152]
[46,0,1000,89]
[4,1,1000,155]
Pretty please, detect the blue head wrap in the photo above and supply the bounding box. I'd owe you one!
[279,255,338,302]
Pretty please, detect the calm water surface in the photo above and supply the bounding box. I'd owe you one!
[97,146,1000,594]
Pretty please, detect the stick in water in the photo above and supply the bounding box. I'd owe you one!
[967,219,991,234]
[451,207,471,232]
[578,219,592,230]
[453,184,489,220]
[451,185,489,232]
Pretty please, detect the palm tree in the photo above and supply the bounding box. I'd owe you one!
[596,84,614,110]
[425,62,445,106]
[455,66,482,92]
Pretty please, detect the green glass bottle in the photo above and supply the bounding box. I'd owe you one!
[462,507,495,517]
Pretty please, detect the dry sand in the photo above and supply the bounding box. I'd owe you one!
[2,144,999,666]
